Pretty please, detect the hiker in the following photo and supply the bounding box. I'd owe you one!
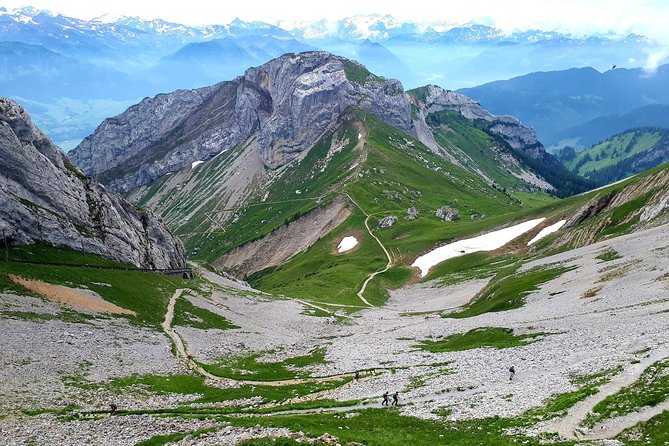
[392,391,399,406]
[509,365,516,381]
[382,391,389,406]
[110,403,117,415]
[355,371,360,380]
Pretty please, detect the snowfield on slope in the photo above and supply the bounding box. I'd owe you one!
[528,220,566,245]
[337,236,359,253]
[412,218,546,277]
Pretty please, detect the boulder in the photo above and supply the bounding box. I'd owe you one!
[378,216,398,228]
[436,205,460,221]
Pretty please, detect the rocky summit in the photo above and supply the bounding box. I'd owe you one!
[0,97,185,268]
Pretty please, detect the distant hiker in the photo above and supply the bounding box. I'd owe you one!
[509,366,516,381]
[392,391,399,406]
[382,391,389,406]
[355,371,360,380]
[110,403,117,415]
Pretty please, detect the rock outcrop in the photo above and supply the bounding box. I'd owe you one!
[378,216,398,228]
[435,205,460,221]
[564,193,615,228]
[406,207,419,220]
[0,97,185,268]
[410,85,540,152]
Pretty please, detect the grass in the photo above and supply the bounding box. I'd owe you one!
[598,191,653,239]
[342,60,379,84]
[416,327,546,353]
[616,410,669,445]
[584,358,669,427]
[0,254,189,329]
[444,264,576,319]
[596,249,623,262]
[218,408,574,446]
[172,295,239,331]
[428,252,518,285]
[0,309,97,324]
[564,129,664,177]
[170,123,362,261]
[248,111,545,306]
[199,348,328,381]
[1,242,132,267]
[135,428,218,446]
[522,367,622,422]
[427,110,528,190]
[247,209,387,307]
[105,373,352,405]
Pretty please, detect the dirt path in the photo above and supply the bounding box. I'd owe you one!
[583,399,669,440]
[162,289,226,381]
[345,194,393,307]
[162,288,384,386]
[10,275,135,315]
[543,348,669,440]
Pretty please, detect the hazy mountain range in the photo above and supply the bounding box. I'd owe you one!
[459,65,669,149]
[0,6,663,149]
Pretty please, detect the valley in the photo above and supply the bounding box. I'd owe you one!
[0,10,668,442]
[1,209,668,445]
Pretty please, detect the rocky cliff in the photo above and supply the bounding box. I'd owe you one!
[70,52,412,192]
[70,51,565,195]
[409,85,542,152]
[0,97,185,268]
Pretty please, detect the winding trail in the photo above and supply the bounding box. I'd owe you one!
[162,288,386,386]
[345,193,394,307]
[542,348,669,440]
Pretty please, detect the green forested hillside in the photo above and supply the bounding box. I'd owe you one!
[559,128,669,184]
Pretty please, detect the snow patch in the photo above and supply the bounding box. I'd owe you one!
[191,160,204,169]
[528,220,566,245]
[338,236,359,253]
[412,218,546,277]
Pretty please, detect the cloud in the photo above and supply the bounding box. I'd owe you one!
[643,50,668,75]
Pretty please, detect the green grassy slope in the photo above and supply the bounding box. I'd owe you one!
[0,244,193,328]
[427,110,533,189]
[559,128,669,184]
[247,111,553,306]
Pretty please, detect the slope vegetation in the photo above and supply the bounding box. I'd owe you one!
[558,128,669,184]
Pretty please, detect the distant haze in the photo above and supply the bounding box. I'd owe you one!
[4,0,669,42]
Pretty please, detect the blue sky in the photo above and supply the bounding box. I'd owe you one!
[3,0,669,41]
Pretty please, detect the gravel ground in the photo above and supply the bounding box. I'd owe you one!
[1,225,668,444]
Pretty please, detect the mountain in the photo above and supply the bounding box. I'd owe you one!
[0,41,147,101]
[459,64,669,148]
[70,52,586,196]
[69,53,595,305]
[558,127,669,184]
[0,97,185,268]
[552,104,669,149]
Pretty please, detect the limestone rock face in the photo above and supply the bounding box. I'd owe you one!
[0,97,185,268]
[70,52,412,192]
[436,205,460,221]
